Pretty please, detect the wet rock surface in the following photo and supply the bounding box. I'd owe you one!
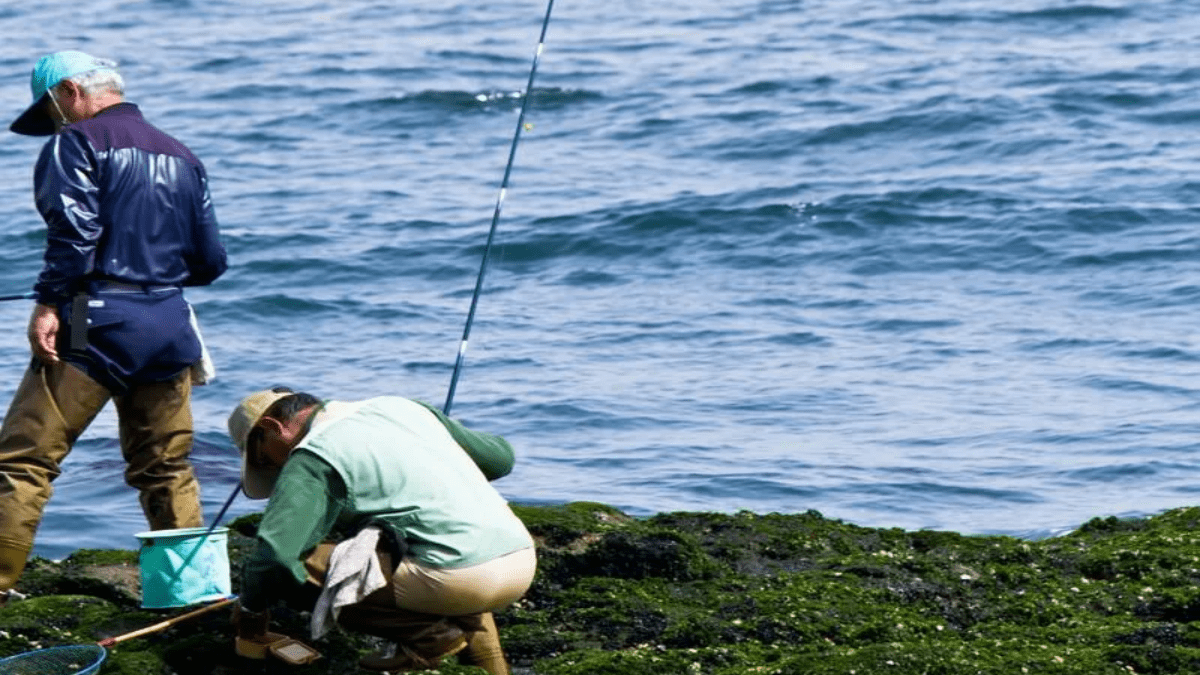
[3,502,1200,673]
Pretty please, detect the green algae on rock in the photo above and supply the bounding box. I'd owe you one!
[2,503,1200,674]
[507,504,1200,674]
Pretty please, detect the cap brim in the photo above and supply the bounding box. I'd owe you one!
[10,94,55,136]
[241,461,281,500]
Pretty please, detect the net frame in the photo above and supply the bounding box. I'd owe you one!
[0,644,107,675]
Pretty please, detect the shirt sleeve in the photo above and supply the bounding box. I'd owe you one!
[239,450,347,612]
[32,131,102,304]
[415,400,515,481]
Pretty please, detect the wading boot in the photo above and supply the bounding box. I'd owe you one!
[456,612,511,675]
[358,618,467,672]
[232,604,279,659]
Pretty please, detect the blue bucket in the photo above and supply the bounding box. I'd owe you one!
[134,526,231,608]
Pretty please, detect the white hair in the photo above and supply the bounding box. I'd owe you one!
[58,61,125,97]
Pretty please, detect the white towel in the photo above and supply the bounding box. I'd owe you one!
[187,304,216,385]
[310,526,388,639]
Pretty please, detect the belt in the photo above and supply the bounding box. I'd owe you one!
[89,281,180,294]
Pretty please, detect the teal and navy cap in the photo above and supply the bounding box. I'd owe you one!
[10,50,117,136]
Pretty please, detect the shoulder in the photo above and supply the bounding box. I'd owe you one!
[34,128,93,176]
[357,396,436,420]
[279,448,344,490]
[78,103,202,163]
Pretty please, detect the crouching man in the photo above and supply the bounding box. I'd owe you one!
[227,387,536,674]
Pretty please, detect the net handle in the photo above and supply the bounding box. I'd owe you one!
[97,596,236,647]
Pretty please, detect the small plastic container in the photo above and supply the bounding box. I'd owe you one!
[237,634,322,665]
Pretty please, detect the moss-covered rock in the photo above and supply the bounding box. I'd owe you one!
[4,503,1200,673]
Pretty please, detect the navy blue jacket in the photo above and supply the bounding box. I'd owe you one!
[30,103,227,392]
[32,102,227,304]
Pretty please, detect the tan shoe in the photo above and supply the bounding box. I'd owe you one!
[234,632,291,659]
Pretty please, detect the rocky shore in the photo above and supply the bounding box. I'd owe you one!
[2,502,1199,674]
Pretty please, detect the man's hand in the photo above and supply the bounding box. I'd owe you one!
[27,304,60,363]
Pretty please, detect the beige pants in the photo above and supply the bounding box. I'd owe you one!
[392,546,537,616]
[306,543,536,675]
[0,360,202,591]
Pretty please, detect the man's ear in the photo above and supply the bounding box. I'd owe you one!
[56,80,80,99]
[259,416,286,436]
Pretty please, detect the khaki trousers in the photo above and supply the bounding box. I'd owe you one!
[0,360,202,591]
[305,543,534,675]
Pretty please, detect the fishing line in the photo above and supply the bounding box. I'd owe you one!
[442,0,556,416]
[161,480,242,588]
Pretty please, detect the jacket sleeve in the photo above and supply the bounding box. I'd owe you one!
[182,162,227,287]
[240,451,346,612]
[31,132,102,304]
[417,401,515,481]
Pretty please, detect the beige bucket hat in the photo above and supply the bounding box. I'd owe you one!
[228,388,293,499]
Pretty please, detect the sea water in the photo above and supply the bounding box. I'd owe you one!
[0,0,1197,560]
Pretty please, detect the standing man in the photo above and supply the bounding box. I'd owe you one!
[227,387,536,674]
[0,50,228,602]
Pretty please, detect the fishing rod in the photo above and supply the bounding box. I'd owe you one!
[162,480,242,588]
[442,0,556,416]
[0,292,35,302]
